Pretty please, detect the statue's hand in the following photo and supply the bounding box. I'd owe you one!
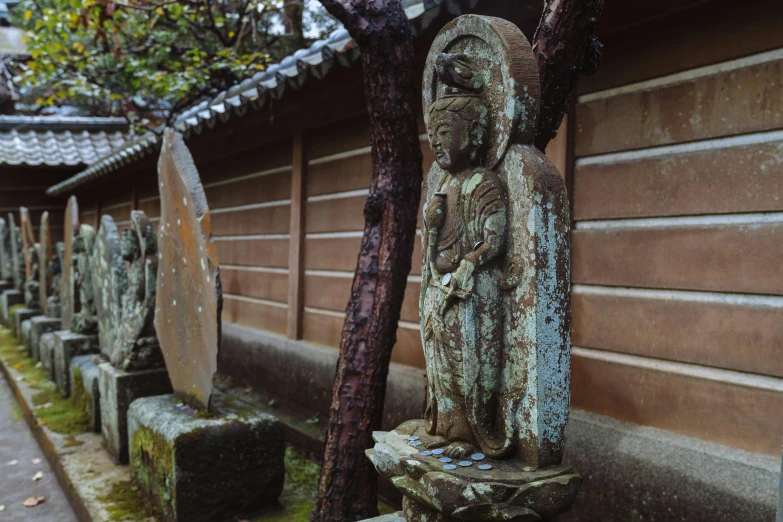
[425,194,447,230]
[453,259,475,293]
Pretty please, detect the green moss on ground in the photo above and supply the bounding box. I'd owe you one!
[98,480,161,521]
[0,327,91,436]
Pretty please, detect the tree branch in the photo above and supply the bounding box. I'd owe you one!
[533,0,604,151]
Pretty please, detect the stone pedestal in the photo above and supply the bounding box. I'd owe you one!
[52,331,99,397]
[71,355,102,433]
[128,392,285,522]
[99,363,172,464]
[0,280,12,293]
[0,290,23,326]
[365,421,581,522]
[39,332,57,381]
[364,514,406,522]
[29,316,61,361]
[14,308,39,338]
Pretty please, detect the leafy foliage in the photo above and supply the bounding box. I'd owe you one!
[10,0,339,127]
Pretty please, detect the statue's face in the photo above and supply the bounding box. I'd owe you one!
[429,108,472,173]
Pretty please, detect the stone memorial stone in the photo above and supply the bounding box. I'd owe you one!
[70,355,102,433]
[39,332,57,381]
[29,315,61,362]
[0,217,10,281]
[0,288,22,327]
[96,211,170,463]
[129,130,282,522]
[38,212,53,313]
[9,213,24,292]
[154,130,222,411]
[363,16,580,522]
[53,329,98,397]
[46,242,64,318]
[60,196,80,331]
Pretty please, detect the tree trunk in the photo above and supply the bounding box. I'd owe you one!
[533,0,604,151]
[310,1,423,521]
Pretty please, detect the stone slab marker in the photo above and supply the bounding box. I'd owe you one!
[0,217,10,281]
[8,213,24,291]
[129,129,283,522]
[93,215,128,360]
[364,15,579,522]
[154,129,221,411]
[60,196,80,331]
[39,212,52,313]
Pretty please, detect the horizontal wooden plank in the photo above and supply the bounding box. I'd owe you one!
[137,198,160,220]
[221,268,288,304]
[304,274,420,324]
[576,56,783,156]
[197,138,292,187]
[571,350,783,455]
[205,170,290,210]
[579,0,783,94]
[222,296,287,336]
[574,137,783,220]
[214,238,289,268]
[572,220,783,294]
[304,236,422,275]
[301,309,424,367]
[307,152,372,197]
[306,196,365,234]
[572,286,783,377]
[306,114,370,160]
[211,205,290,236]
[104,205,132,226]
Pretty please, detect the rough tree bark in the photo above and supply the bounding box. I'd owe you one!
[311,1,605,520]
[533,0,604,151]
[310,1,423,521]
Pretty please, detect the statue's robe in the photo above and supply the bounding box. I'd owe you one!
[420,166,510,455]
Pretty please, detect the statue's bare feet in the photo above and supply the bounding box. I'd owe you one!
[443,441,475,459]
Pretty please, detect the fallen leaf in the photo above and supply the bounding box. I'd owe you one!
[31,458,41,465]
[36,402,53,409]
[13,363,23,370]
[15,376,23,381]
[23,496,45,507]
[32,471,44,481]
[7,460,18,466]
[0,504,5,511]
[35,361,42,368]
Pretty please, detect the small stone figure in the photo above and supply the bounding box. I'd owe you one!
[23,245,40,310]
[115,211,162,370]
[9,216,25,292]
[0,218,10,281]
[365,15,579,522]
[46,243,64,318]
[72,224,98,335]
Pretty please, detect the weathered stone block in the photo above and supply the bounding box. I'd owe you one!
[99,362,172,464]
[0,280,12,293]
[52,330,99,397]
[14,308,38,338]
[0,289,23,326]
[29,316,61,361]
[20,318,31,349]
[39,332,57,381]
[362,514,406,522]
[71,355,102,433]
[128,392,285,522]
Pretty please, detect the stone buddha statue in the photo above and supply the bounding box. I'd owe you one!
[365,15,579,522]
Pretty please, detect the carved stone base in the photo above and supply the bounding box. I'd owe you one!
[13,308,39,339]
[0,280,12,293]
[366,420,581,522]
[29,316,61,361]
[20,318,31,348]
[70,355,102,433]
[128,392,285,522]
[99,362,172,464]
[0,289,23,326]
[52,330,99,397]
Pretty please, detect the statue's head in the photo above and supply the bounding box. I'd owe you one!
[121,229,141,262]
[428,54,489,172]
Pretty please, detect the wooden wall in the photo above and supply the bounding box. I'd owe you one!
[569,0,783,456]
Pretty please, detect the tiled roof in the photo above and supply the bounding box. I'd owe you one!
[46,0,481,196]
[0,116,131,167]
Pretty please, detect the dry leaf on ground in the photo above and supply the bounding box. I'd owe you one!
[32,471,44,481]
[31,458,41,465]
[6,460,18,466]
[23,496,45,507]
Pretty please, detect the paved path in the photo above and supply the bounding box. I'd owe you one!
[0,372,78,522]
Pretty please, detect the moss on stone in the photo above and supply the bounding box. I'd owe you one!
[98,480,161,521]
[8,304,25,335]
[0,326,91,436]
[70,366,93,420]
[130,424,176,520]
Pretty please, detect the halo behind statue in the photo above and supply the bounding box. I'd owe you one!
[423,15,540,169]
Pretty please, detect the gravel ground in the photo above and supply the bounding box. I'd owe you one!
[0,372,78,522]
